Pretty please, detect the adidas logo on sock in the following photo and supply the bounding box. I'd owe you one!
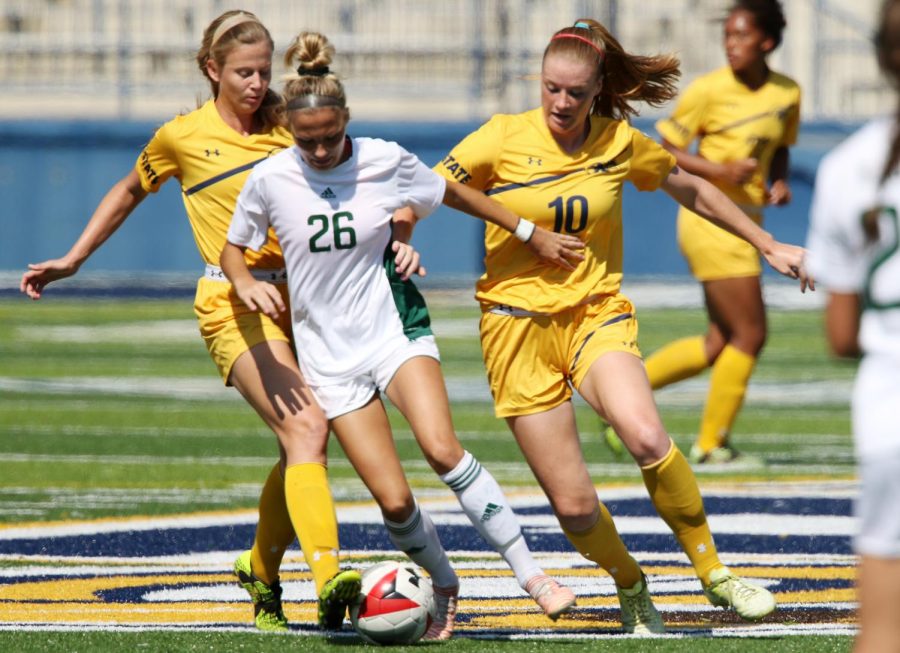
[320,187,336,199]
[480,502,504,522]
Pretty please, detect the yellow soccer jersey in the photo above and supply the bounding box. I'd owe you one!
[436,108,675,314]
[656,66,800,208]
[135,100,292,267]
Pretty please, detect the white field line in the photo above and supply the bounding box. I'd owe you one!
[0,549,859,573]
[0,375,853,407]
[0,422,856,446]
[0,623,858,638]
[0,472,859,520]
[0,451,857,482]
[0,483,857,541]
[0,275,824,311]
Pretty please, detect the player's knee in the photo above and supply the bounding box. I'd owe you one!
[379,494,416,523]
[420,436,465,475]
[279,411,329,458]
[553,496,600,532]
[622,423,670,465]
[731,322,767,355]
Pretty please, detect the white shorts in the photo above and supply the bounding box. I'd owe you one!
[852,355,900,558]
[855,452,900,558]
[852,355,900,460]
[309,335,440,419]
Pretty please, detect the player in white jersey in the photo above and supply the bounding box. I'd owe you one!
[221,32,585,639]
[806,2,900,649]
[228,135,446,391]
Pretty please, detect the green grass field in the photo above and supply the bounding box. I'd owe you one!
[0,292,856,651]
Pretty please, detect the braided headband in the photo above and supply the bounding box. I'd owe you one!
[286,94,345,111]
[210,13,259,47]
[550,33,605,61]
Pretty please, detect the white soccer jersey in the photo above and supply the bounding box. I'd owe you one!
[807,118,900,361]
[807,118,900,462]
[227,137,446,385]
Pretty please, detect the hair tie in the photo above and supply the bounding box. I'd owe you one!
[297,65,330,77]
[210,13,258,48]
[574,21,591,29]
[550,33,605,61]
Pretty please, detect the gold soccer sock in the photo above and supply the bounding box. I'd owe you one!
[563,503,642,588]
[696,345,756,453]
[641,441,721,584]
[645,335,709,390]
[250,463,296,586]
[284,462,340,593]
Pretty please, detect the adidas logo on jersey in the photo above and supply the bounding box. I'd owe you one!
[320,187,336,199]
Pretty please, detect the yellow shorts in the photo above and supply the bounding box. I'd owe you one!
[677,207,762,281]
[479,293,641,417]
[193,276,292,385]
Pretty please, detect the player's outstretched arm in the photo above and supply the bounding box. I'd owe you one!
[661,165,813,292]
[441,180,585,270]
[21,170,147,300]
[220,241,285,319]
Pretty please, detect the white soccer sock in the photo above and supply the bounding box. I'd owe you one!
[384,500,458,588]
[440,450,543,588]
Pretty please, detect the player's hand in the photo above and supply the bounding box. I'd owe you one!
[767,179,792,206]
[762,242,815,293]
[20,258,79,300]
[234,280,285,319]
[719,158,758,186]
[392,240,426,280]
[527,227,585,271]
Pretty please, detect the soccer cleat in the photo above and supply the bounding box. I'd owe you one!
[601,421,626,458]
[616,572,665,635]
[318,568,363,630]
[689,443,739,464]
[423,584,459,640]
[233,550,289,632]
[525,574,577,620]
[703,567,776,621]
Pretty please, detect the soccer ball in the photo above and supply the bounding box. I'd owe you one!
[350,561,435,645]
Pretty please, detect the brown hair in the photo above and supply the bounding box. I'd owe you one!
[195,10,283,133]
[282,31,347,113]
[544,19,680,121]
[876,0,900,182]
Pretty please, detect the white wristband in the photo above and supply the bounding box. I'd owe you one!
[513,218,536,243]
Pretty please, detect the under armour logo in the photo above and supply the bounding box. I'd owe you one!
[528,157,542,166]
[697,543,707,553]
[205,149,221,157]
[263,270,288,282]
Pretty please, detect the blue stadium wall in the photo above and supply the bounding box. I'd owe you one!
[0,119,857,281]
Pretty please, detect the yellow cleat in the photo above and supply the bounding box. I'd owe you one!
[233,550,288,632]
[704,567,776,621]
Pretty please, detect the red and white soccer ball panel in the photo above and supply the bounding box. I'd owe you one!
[351,561,435,645]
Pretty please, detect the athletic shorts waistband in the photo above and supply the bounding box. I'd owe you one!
[486,294,606,318]
[488,304,549,317]
[204,264,288,283]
